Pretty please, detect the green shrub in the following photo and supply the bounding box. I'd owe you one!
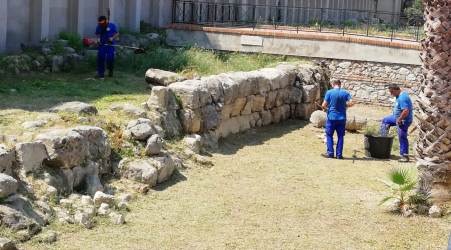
[51,40,65,55]
[342,19,357,27]
[59,32,83,51]
[379,167,429,213]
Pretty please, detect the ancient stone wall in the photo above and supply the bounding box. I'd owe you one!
[147,63,330,143]
[325,59,423,106]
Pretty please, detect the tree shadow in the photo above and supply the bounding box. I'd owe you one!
[214,119,308,156]
[0,71,150,112]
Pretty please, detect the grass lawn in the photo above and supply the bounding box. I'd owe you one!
[0,48,307,144]
[20,111,450,250]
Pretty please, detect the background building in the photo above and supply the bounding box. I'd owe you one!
[0,0,404,53]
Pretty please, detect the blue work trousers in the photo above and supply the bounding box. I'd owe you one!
[97,45,115,77]
[325,119,346,158]
[380,115,411,156]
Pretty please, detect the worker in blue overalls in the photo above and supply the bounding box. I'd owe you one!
[96,16,119,79]
[321,79,354,159]
[380,84,413,163]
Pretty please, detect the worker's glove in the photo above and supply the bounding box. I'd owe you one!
[107,38,113,45]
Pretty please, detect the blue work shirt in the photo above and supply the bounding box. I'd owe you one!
[324,87,352,121]
[95,23,118,45]
[393,91,413,124]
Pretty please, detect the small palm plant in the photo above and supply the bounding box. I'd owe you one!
[379,167,418,212]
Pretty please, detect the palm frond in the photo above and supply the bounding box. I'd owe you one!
[388,167,414,185]
[379,196,397,206]
[399,180,417,192]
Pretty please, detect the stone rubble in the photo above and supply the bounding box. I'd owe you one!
[49,101,98,115]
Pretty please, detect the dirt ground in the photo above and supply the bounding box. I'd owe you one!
[21,105,450,250]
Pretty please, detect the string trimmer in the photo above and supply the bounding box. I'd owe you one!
[82,37,146,54]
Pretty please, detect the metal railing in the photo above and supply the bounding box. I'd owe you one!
[172,0,424,42]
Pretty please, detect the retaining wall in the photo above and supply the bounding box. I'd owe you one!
[148,63,330,141]
[325,59,422,106]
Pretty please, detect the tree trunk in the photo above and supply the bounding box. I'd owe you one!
[417,0,451,203]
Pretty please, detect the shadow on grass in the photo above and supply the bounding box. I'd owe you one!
[152,169,187,191]
[0,71,150,111]
[216,119,308,156]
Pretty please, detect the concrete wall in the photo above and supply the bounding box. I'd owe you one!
[49,0,70,39]
[166,29,421,65]
[6,0,31,52]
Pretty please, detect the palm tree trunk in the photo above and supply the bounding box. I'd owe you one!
[416,0,451,203]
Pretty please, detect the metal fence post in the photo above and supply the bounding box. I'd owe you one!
[390,13,395,41]
[190,2,195,24]
[172,0,177,23]
[342,9,346,36]
[366,11,370,37]
[182,2,186,22]
[320,8,324,32]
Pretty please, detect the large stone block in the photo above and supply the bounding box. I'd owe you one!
[258,68,284,91]
[200,75,225,104]
[216,117,240,138]
[226,72,257,98]
[36,129,88,169]
[151,155,176,184]
[169,80,211,109]
[264,91,278,110]
[237,115,252,132]
[0,174,18,199]
[119,159,158,187]
[49,101,98,115]
[251,95,266,112]
[0,145,16,177]
[218,74,240,105]
[72,126,111,174]
[147,86,180,112]
[201,105,220,131]
[280,105,291,121]
[297,67,315,85]
[261,110,273,126]
[125,119,161,141]
[15,142,48,175]
[230,97,247,117]
[180,109,202,134]
[275,88,291,107]
[309,110,327,128]
[221,104,233,120]
[145,69,186,86]
[241,96,253,116]
[294,103,317,120]
[302,84,320,103]
[289,87,303,104]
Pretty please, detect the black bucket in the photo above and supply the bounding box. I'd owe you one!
[364,134,394,159]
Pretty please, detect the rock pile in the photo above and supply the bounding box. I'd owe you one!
[0,33,161,76]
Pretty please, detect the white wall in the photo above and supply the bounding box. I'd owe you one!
[6,0,31,52]
[49,0,69,38]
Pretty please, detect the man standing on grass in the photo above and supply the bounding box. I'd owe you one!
[380,84,413,163]
[96,16,119,79]
[321,79,354,159]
